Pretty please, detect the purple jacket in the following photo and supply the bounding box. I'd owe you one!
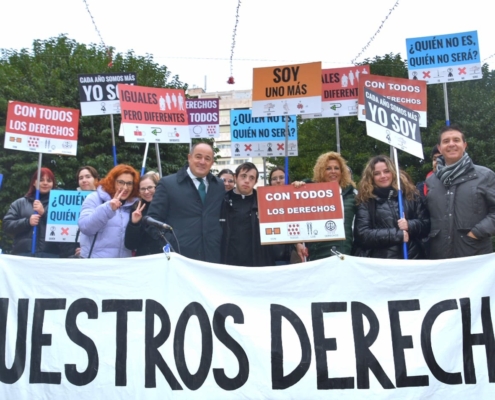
[78,186,138,258]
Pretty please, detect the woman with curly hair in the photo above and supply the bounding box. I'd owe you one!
[353,155,430,259]
[293,151,357,259]
[78,164,140,258]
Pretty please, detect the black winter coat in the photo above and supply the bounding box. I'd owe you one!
[353,190,430,259]
[124,200,162,256]
[3,194,62,256]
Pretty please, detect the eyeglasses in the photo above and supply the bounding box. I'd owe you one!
[116,180,134,188]
[221,178,234,184]
[139,185,156,192]
[271,176,285,181]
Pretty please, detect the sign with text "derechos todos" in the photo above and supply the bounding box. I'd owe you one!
[4,101,79,156]
[78,72,137,116]
[406,31,481,84]
[45,190,92,242]
[303,65,370,119]
[230,110,298,157]
[252,62,322,117]
[358,74,427,127]
[365,88,423,159]
[257,182,344,245]
[119,84,189,144]
[186,98,219,139]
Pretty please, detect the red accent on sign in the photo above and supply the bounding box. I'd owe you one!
[61,228,69,235]
[423,71,431,78]
[277,144,284,150]
[458,67,466,75]
[244,144,252,151]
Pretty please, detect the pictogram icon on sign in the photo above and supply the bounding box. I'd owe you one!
[61,227,69,235]
[277,144,284,150]
[458,67,466,75]
[288,223,300,236]
[244,144,252,151]
[422,71,431,79]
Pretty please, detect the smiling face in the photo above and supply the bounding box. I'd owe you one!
[35,175,54,195]
[219,173,235,191]
[139,178,156,202]
[78,168,97,191]
[114,173,134,200]
[188,144,214,178]
[235,168,257,196]
[439,130,467,166]
[324,160,342,183]
[372,162,393,188]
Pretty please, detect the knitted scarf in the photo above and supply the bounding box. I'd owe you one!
[435,152,472,186]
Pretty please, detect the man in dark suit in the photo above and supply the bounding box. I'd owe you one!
[146,143,225,262]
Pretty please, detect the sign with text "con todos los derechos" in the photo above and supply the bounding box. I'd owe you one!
[257,182,344,244]
[252,62,322,117]
[78,72,137,116]
[358,74,427,128]
[4,101,79,156]
[118,84,190,144]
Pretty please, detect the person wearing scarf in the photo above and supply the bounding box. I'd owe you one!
[353,155,430,259]
[426,125,495,259]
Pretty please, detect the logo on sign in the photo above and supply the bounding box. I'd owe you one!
[265,227,281,235]
[325,220,337,233]
[28,137,40,148]
[288,223,300,236]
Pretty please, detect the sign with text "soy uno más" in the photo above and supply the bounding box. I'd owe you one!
[257,182,344,245]
[230,110,298,157]
[118,84,190,144]
[252,62,322,117]
[406,31,481,84]
[78,72,137,116]
[186,98,220,139]
[365,88,423,159]
[45,190,92,242]
[4,101,79,156]
[358,74,427,127]
[303,65,370,119]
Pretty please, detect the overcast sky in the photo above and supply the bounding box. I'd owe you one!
[2,0,493,92]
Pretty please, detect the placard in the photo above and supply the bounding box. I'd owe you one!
[186,99,219,138]
[257,182,344,244]
[4,101,79,156]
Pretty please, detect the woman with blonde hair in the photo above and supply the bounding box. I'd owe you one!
[293,151,357,259]
[353,155,429,259]
[78,164,140,258]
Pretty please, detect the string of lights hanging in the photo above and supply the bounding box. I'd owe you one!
[227,0,242,84]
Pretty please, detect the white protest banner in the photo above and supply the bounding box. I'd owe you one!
[2,253,494,399]
[364,88,423,159]
[257,182,344,244]
[406,31,481,84]
[4,101,79,156]
[45,190,92,242]
[186,98,220,138]
[78,73,137,116]
[252,62,322,117]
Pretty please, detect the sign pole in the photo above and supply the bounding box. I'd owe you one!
[31,153,43,255]
[284,116,289,184]
[443,83,450,126]
[141,142,150,176]
[393,147,408,260]
[263,157,267,185]
[155,143,163,178]
[335,116,341,153]
[110,115,117,166]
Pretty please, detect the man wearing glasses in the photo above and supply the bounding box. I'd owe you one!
[146,143,225,262]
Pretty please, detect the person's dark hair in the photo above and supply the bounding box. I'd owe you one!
[26,168,56,197]
[438,124,465,143]
[268,166,285,185]
[76,166,99,184]
[235,162,259,181]
[190,142,214,155]
[218,169,235,178]
[431,145,440,158]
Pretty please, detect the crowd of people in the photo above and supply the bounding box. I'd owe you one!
[3,125,495,264]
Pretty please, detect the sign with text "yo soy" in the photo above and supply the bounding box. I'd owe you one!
[78,72,137,116]
[252,62,322,117]
[365,88,423,159]
[406,31,481,84]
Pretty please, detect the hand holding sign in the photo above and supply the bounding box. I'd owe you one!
[33,200,45,216]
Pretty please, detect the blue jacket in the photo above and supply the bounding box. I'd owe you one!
[78,186,138,258]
